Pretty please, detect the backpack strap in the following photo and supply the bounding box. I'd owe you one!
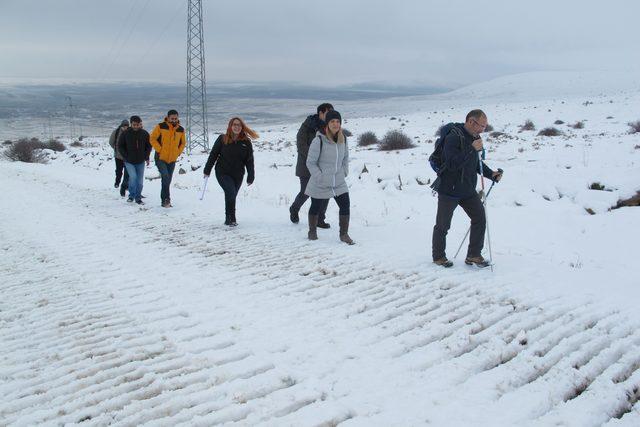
[449,126,465,150]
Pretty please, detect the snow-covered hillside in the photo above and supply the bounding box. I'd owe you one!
[1,72,639,426]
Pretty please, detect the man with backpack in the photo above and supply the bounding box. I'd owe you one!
[288,103,333,228]
[108,119,130,196]
[430,110,503,268]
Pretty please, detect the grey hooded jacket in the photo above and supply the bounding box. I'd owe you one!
[109,127,124,160]
[304,131,349,199]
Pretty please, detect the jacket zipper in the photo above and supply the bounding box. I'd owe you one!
[332,138,338,197]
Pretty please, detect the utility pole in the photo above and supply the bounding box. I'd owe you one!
[65,96,76,140]
[47,114,53,140]
[186,0,209,153]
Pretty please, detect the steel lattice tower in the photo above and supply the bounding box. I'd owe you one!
[186,0,209,153]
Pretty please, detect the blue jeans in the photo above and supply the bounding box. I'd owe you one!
[216,173,242,216]
[156,159,176,202]
[124,162,145,201]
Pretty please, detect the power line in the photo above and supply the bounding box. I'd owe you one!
[139,3,184,63]
[100,0,153,80]
[98,0,140,79]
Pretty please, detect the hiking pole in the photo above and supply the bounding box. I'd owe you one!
[199,176,209,200]
[478,153,494,271]
[453,179,496,259]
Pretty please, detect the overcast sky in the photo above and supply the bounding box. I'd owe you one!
[1,0,637,87]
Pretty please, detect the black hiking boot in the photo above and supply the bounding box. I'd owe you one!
[225,214,237,227]
[434,258,454,268]
[465,256,491,268]
[289,207,299,224]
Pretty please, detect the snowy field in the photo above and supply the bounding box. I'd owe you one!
[1,71,639,426]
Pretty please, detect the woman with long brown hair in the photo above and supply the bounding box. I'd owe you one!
[203,117,258,226]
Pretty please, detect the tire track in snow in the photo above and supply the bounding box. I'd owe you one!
[1,164,639,425]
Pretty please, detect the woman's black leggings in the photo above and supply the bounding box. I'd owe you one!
[216,173,242,215]
[309,192,350,216]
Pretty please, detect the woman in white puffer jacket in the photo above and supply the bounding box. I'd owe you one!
[305,110,354,245]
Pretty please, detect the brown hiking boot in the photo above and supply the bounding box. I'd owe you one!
[434,258,453,268]
[338,215,355,245]
[308,214,318,240]
[465,256,491,268]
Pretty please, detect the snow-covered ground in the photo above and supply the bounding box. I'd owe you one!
[1,71,639,426]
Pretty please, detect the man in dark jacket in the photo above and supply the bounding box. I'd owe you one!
[108,119,129,196]
[289,103,333,228]
[117,115,152,205]
[432,109,503,268]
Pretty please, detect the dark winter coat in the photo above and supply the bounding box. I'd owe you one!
[203,135,255,184]
[117,128,152,164]
[108,126,125,160]
[438,124,495,199]
[296,114,326,177]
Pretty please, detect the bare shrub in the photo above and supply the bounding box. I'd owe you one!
[520,120,536,131]
[3,140,12,145]
[570,121,585,129]
[46,139,66,152]
[628,120,640,134]
[537,127,563,137]
[357,131,379,147]
[489,131,510,138]
[589,182,605,191]
[342,128,353,137]
[554,119,565,125]
[3,138,47,163]
[70,141,83,147]
[379,130,416,151]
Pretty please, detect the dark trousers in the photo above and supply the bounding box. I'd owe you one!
[309,192,350,216]
[216,173,242,216]
[432,192,486,261]
[156,160,176,202]
[115,158,129,188]
[291,176,327,221]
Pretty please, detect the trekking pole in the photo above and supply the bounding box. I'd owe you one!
[478,152,493,271]
[199,176,209,200]
[453,179,496,259]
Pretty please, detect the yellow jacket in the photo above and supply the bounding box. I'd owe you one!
[150,118,187,163]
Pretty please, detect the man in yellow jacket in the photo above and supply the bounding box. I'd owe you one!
[150,109,186,207]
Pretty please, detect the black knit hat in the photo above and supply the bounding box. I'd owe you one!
[324,110,342,125]
[120,119,130,127]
